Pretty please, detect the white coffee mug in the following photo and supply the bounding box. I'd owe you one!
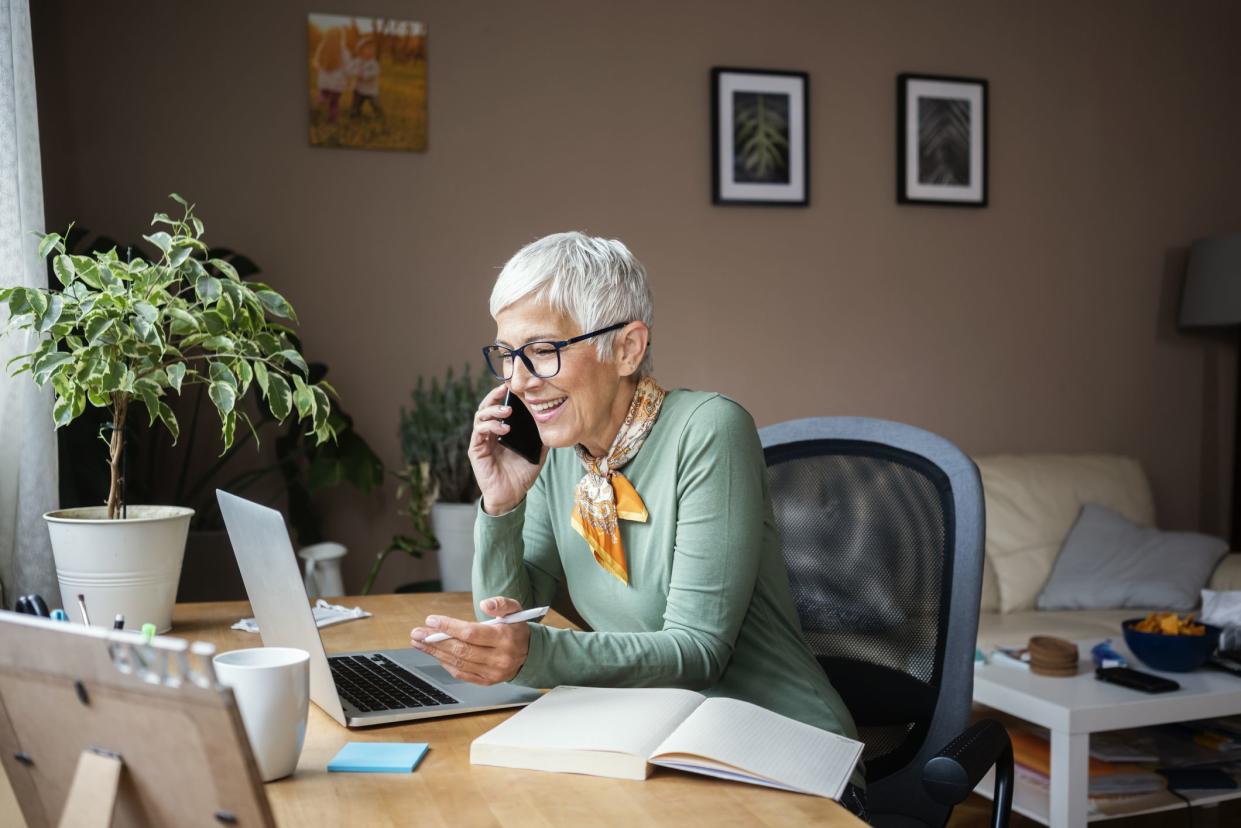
[213,647,310,782]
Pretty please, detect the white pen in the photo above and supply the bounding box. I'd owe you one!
[421,605,550,644]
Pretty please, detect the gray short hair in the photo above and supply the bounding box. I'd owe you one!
[490,232,654,376]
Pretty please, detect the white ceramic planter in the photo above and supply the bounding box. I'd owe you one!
[298,541,347,598]
[44,505,193,633]
[431,501,477,592]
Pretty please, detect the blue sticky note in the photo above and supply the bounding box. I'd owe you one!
[327,741,429,773]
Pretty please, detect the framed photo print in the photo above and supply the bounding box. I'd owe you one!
[308,13,428,152]
[898,73,987,206]
[712,68,808,206]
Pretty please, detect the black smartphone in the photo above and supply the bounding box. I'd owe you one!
[497,389,543,465]
[1095,666,1180,694]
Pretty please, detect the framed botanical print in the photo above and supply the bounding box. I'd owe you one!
[898,73,988,206]
[712,68,809,206]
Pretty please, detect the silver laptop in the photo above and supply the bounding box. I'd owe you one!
[217,490,541,727]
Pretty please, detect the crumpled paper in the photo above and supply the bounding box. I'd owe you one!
[232,599,371,633]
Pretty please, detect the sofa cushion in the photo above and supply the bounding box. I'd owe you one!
[1037,504,1227,611]
[1210,554,1241,590]
[975,454,1155,613]
[976,608,1139,652]
[980,557,1000,613]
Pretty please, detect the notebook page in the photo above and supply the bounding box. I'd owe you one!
[475,686,705,759]
[649,696,863,799]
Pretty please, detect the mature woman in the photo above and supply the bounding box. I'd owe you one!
[409,232,866,818]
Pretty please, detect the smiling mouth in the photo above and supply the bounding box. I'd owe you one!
[528,397,566,413]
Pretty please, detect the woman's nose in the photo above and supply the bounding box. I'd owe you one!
[508,357,541,393]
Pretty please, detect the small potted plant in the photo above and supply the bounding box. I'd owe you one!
[363,365,493,593]
[1,195,333,630]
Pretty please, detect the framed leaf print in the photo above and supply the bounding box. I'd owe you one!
[898,73,988,206]
[712,68,809,206]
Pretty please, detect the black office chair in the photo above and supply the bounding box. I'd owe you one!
[760,417,1012,828]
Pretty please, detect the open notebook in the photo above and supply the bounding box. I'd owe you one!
[470,686,864,800]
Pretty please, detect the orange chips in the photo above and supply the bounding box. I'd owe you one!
[1131,612,1206,636]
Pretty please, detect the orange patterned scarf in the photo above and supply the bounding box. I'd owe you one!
[571,376,666,584]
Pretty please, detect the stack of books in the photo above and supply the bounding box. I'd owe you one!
[1010,727,1166,799]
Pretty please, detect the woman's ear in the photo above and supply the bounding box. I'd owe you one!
[614,322,649,377]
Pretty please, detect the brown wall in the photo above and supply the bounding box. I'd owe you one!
[31,0,1241,593]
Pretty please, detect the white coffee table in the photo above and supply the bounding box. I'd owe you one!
[973,641,1241,827]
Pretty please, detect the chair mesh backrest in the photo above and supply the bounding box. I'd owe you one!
[765,440,954,781]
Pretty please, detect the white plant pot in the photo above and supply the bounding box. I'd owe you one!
[298,541,347,598]
[432,502,477,592]
[44,505,193,633]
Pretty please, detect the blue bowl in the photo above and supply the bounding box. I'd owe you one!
[1121,618,1221,672]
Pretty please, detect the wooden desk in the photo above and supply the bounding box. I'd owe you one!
[176,593,861,827]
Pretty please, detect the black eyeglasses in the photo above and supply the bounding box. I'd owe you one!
[482,321,631,380]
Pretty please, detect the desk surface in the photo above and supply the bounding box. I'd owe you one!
[176,593,860,827]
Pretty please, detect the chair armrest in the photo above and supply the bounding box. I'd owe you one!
[922,718,1013,828]
[1209,553,1241,591]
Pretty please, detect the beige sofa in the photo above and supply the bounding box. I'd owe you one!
[973,453,1241,652]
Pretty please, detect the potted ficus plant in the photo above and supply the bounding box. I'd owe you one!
[1,194,333,630]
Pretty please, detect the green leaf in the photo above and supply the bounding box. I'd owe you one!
[266,373,292,421]
[209,258,240,282]
[190,216,204,237]
[36,295,64,333]
[38,232,63,258]
[133,316,158,345]
[220,410,236,453]
[52,255,75,286]
[52,394,74,428]
[215,290,235,323]
[234,359,253,396]
[194,275,222,304]
[209,361,238,391]
[143,231,173,256]
[157,402,180,443]
[133,301,158,324]
[170,193,189,208]
[255,332,281,355]
[256,290,295,319]
[201,335,235,352]
[167,307,199,334]
[99,362,127,393]
[169,244,192,268]
[279,349,308,375]
[311,385,330,433]
[137,382,160,426]
[96,263,121,289]
[71,257,102,289]
[32,352,74,385]
[209,381,236,416]
[27,289,48,318]
[202,310,228,336]
[166,362,186,393]
[85,316,115,345]
[253,360,270,396]
[292,374,313,420]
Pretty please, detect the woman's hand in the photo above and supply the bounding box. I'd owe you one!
[409,597,530,685]
[469,384,546,515]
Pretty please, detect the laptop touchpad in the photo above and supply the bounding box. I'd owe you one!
[420,664,468,685]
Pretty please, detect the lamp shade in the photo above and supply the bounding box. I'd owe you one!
[1181,235,1241,327]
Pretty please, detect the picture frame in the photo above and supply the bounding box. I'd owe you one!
[897,73,988,207]
[711,67,809,206]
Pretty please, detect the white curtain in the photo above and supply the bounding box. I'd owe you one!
[0,0,57,609]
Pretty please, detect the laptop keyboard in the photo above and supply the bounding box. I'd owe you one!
[328,653,459,713]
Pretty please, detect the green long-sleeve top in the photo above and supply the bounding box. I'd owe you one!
[472,389,860,757]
